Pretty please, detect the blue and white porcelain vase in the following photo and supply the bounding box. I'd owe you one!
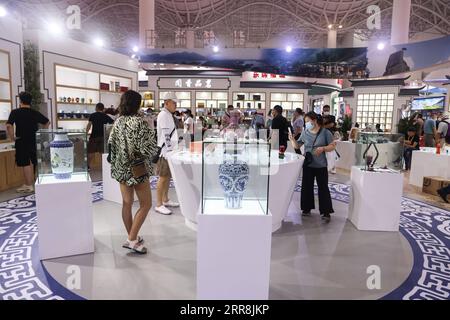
[50,132,74,179]
[218,157,250,209]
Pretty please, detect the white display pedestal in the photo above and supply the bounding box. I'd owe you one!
[335,141,356,171]
[197,207,272,300]
[36,174,94,260]
[409,150,450,187]
[349,166,403,232]
[102,154,137,203]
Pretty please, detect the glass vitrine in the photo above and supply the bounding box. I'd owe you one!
[104,123,114,154]
[354,132,404,172]
[202,138,270,215]
[36,129,89,184]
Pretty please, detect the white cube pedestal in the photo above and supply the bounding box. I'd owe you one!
[102,154,123,204]
[102,154,137,203]
[349,166,403,232]
[36,174,94,260]
[197,210,272,300]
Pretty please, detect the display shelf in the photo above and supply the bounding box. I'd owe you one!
[56,84,100,92]
[56,102,97,106]
[100,90,123,95]
[0,50,12,140]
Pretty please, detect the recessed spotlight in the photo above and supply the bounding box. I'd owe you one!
[213,46,219,53]
[0,6,7,17]
[93,38,104,47]
[377,42,385,50]
[46,22,63,35]
[328,24,333,29]
[338,25,343,29]
[132,46,139,53]
[286,46,292,53]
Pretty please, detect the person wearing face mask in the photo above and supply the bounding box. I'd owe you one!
[322,105,331,116]
[423,113,437,147]
[289,112,336,223]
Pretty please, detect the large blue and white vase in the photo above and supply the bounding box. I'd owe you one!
[218,157,250,209]
[50,132,74,179]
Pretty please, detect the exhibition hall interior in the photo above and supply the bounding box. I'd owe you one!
[0,0,449,302]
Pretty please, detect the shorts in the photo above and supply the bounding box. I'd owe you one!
[88,137,105,153]
[156,157,172,178]
[15,139,37,167]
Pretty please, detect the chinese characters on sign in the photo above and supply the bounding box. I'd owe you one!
[252,72,286,79]
[175,79,212,89]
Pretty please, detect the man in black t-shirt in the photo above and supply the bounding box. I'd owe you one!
[271,105,289,149]
[86,103,114,168]
[6,92,50,193]
[404,127,420,171]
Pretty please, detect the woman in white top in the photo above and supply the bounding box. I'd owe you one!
[183,109,195,142]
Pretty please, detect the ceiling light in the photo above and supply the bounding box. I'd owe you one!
[46,22,63,36]
[328,24,333,29]
[213,46,219,53]
[285,46,292,53]
[132,46,139,53]
[0,6,7,17]
[131,54,136,59]
[377,42,385,50]
[93,38,104,47]
[338,25,343,29]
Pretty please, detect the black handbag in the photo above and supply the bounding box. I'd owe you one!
[303,128,322,168]
[151,128,176,164]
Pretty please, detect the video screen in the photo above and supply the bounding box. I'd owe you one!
[411,96,445,110]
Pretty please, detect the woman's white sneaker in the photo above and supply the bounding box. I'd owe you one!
[155,205,172,215]
[163,200,179,207]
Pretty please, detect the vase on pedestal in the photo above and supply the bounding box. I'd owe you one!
[50,132,74,179]
[218,156,250,209]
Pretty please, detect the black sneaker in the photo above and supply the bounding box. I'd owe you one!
[302,210,311,216]
[437,189,449,203]
[322,214,331,223]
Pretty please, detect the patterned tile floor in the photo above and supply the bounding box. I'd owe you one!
[0,175,449,300]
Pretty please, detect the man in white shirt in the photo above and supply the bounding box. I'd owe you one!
[155,92,180,215]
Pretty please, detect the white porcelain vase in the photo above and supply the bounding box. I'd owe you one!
[50,133,74,179]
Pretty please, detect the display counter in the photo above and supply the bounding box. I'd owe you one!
[0,148,25,192]
[410,148,450,187]
[167,150,303,232]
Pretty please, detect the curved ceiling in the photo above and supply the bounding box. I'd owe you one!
[2,0,450,49]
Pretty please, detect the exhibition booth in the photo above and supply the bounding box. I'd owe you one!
[0,16,25,191]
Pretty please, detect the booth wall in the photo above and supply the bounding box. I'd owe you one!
[24,30,139,129]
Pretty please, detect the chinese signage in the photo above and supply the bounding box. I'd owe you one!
[157,78,231,90]
[252,72,286,79]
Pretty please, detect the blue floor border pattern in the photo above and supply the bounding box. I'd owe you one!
[0,178,449,300]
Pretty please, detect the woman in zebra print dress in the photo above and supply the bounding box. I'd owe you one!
[109,90,158,254]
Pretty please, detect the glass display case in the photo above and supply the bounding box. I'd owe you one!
[354,132,404,172]
[36,129,89,184]
[103,123,114,154]
[202,138,270,215]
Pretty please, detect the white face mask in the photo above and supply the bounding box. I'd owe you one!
[323,112,330,116]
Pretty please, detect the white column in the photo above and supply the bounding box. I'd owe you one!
[186,29,195,49]
[327,29,337,48]
[390,0,411,45]
[139,0,155,49]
